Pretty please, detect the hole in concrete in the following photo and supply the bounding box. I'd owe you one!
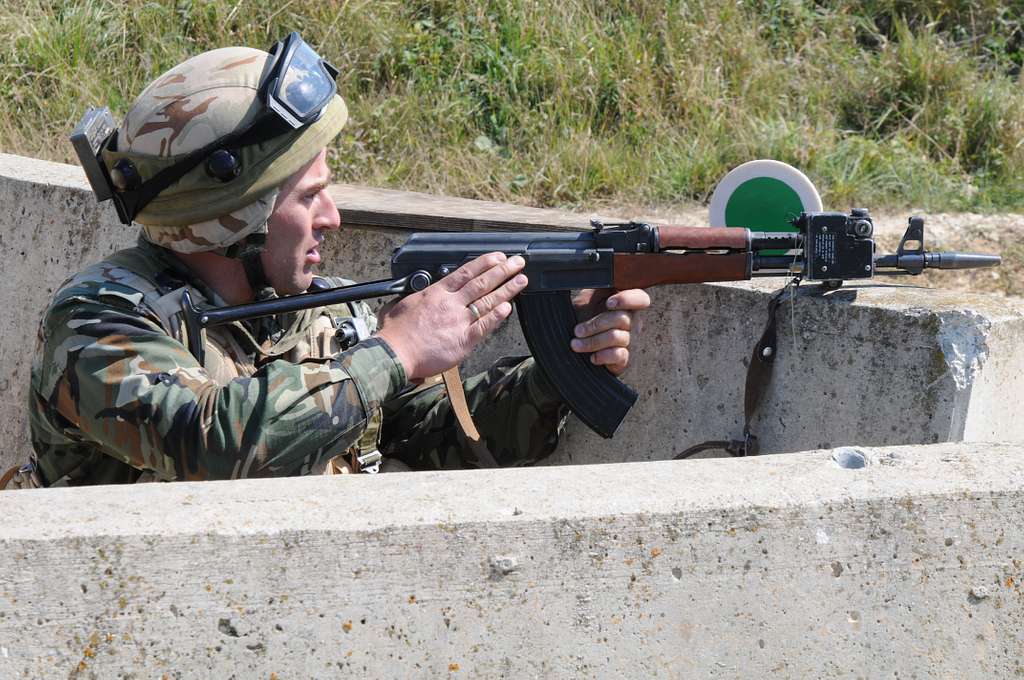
[218,618,241,637]
[832,447,867,469]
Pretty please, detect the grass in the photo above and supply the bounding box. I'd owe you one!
[0,0,1021,212]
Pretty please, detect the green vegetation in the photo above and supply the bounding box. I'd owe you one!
[1,0,1021,211]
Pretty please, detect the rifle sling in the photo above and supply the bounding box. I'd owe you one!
[441,366,500,469]
[0,465,18,491]
[673,281,798,460]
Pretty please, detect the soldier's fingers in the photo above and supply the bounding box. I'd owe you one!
[470,272,528,320]
[572,287,609,310]
[441,252,508,292]
[574,310,632,339]
[590,347,630,375]
[570,328,630,354]
[458,255,525,303]
[605,288,651,311]
[466,301,514,345]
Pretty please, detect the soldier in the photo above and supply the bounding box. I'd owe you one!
[10,34,649,488]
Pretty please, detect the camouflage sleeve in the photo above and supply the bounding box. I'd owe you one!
[37,299,407,481]
[379,357,570,470]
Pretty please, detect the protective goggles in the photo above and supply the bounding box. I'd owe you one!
[70,32,339,225]
[262,31,340,128]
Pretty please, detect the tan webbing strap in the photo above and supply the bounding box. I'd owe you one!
[441,366,500,468]
[442,366,482,440]
[324,457,353,475]
[0,463,43,491]
[0,466,18,491]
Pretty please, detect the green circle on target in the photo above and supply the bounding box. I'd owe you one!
[724,177,804,232]
[708,160,823,254]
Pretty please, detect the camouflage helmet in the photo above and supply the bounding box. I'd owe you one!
[101,44,347,253]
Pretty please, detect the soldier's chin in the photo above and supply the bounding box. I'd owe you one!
[272,274,311,297]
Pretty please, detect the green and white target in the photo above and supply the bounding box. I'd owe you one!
[709,160,822,233]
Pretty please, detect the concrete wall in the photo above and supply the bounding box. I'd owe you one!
[2,153,1023,473]
[0,441,1021,678]
[0,155,135,470]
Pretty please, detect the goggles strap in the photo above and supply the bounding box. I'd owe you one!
[112,115,293,224]
[241,244,270,291]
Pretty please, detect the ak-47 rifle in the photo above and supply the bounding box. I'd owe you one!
[182,209,1000,440]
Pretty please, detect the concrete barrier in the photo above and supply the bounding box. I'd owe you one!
[0,155,133,471]
[2,153,1023,473]
[0,442,1021,678]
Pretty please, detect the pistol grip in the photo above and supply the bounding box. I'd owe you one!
[516,291,637,438]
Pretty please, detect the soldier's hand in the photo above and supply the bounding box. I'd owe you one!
[571,288,651,376]
[376,252,527,381]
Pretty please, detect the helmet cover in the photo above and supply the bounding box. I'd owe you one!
[104,46,347,253]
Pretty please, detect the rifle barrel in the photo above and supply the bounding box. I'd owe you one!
[750,232,802,250]
[874,252,1002,274]
[752,255,801,270]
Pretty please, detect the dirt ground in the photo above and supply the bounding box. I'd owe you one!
[593,202,1022,298]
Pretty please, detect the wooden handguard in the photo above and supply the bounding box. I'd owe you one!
[657,226,750,250]
[613,253,751,289]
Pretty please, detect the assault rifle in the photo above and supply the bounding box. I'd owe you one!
[182,209,1000,439]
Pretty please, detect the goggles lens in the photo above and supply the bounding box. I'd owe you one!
[264,32,339,128]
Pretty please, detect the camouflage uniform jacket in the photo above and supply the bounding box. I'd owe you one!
[28,237,569,486]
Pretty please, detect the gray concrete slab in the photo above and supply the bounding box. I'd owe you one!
[0,154,133,470]
[0,442,1021,678]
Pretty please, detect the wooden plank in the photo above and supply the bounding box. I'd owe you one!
[329,183,624,233]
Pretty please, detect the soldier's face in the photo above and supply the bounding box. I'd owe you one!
[262,148,340,295]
